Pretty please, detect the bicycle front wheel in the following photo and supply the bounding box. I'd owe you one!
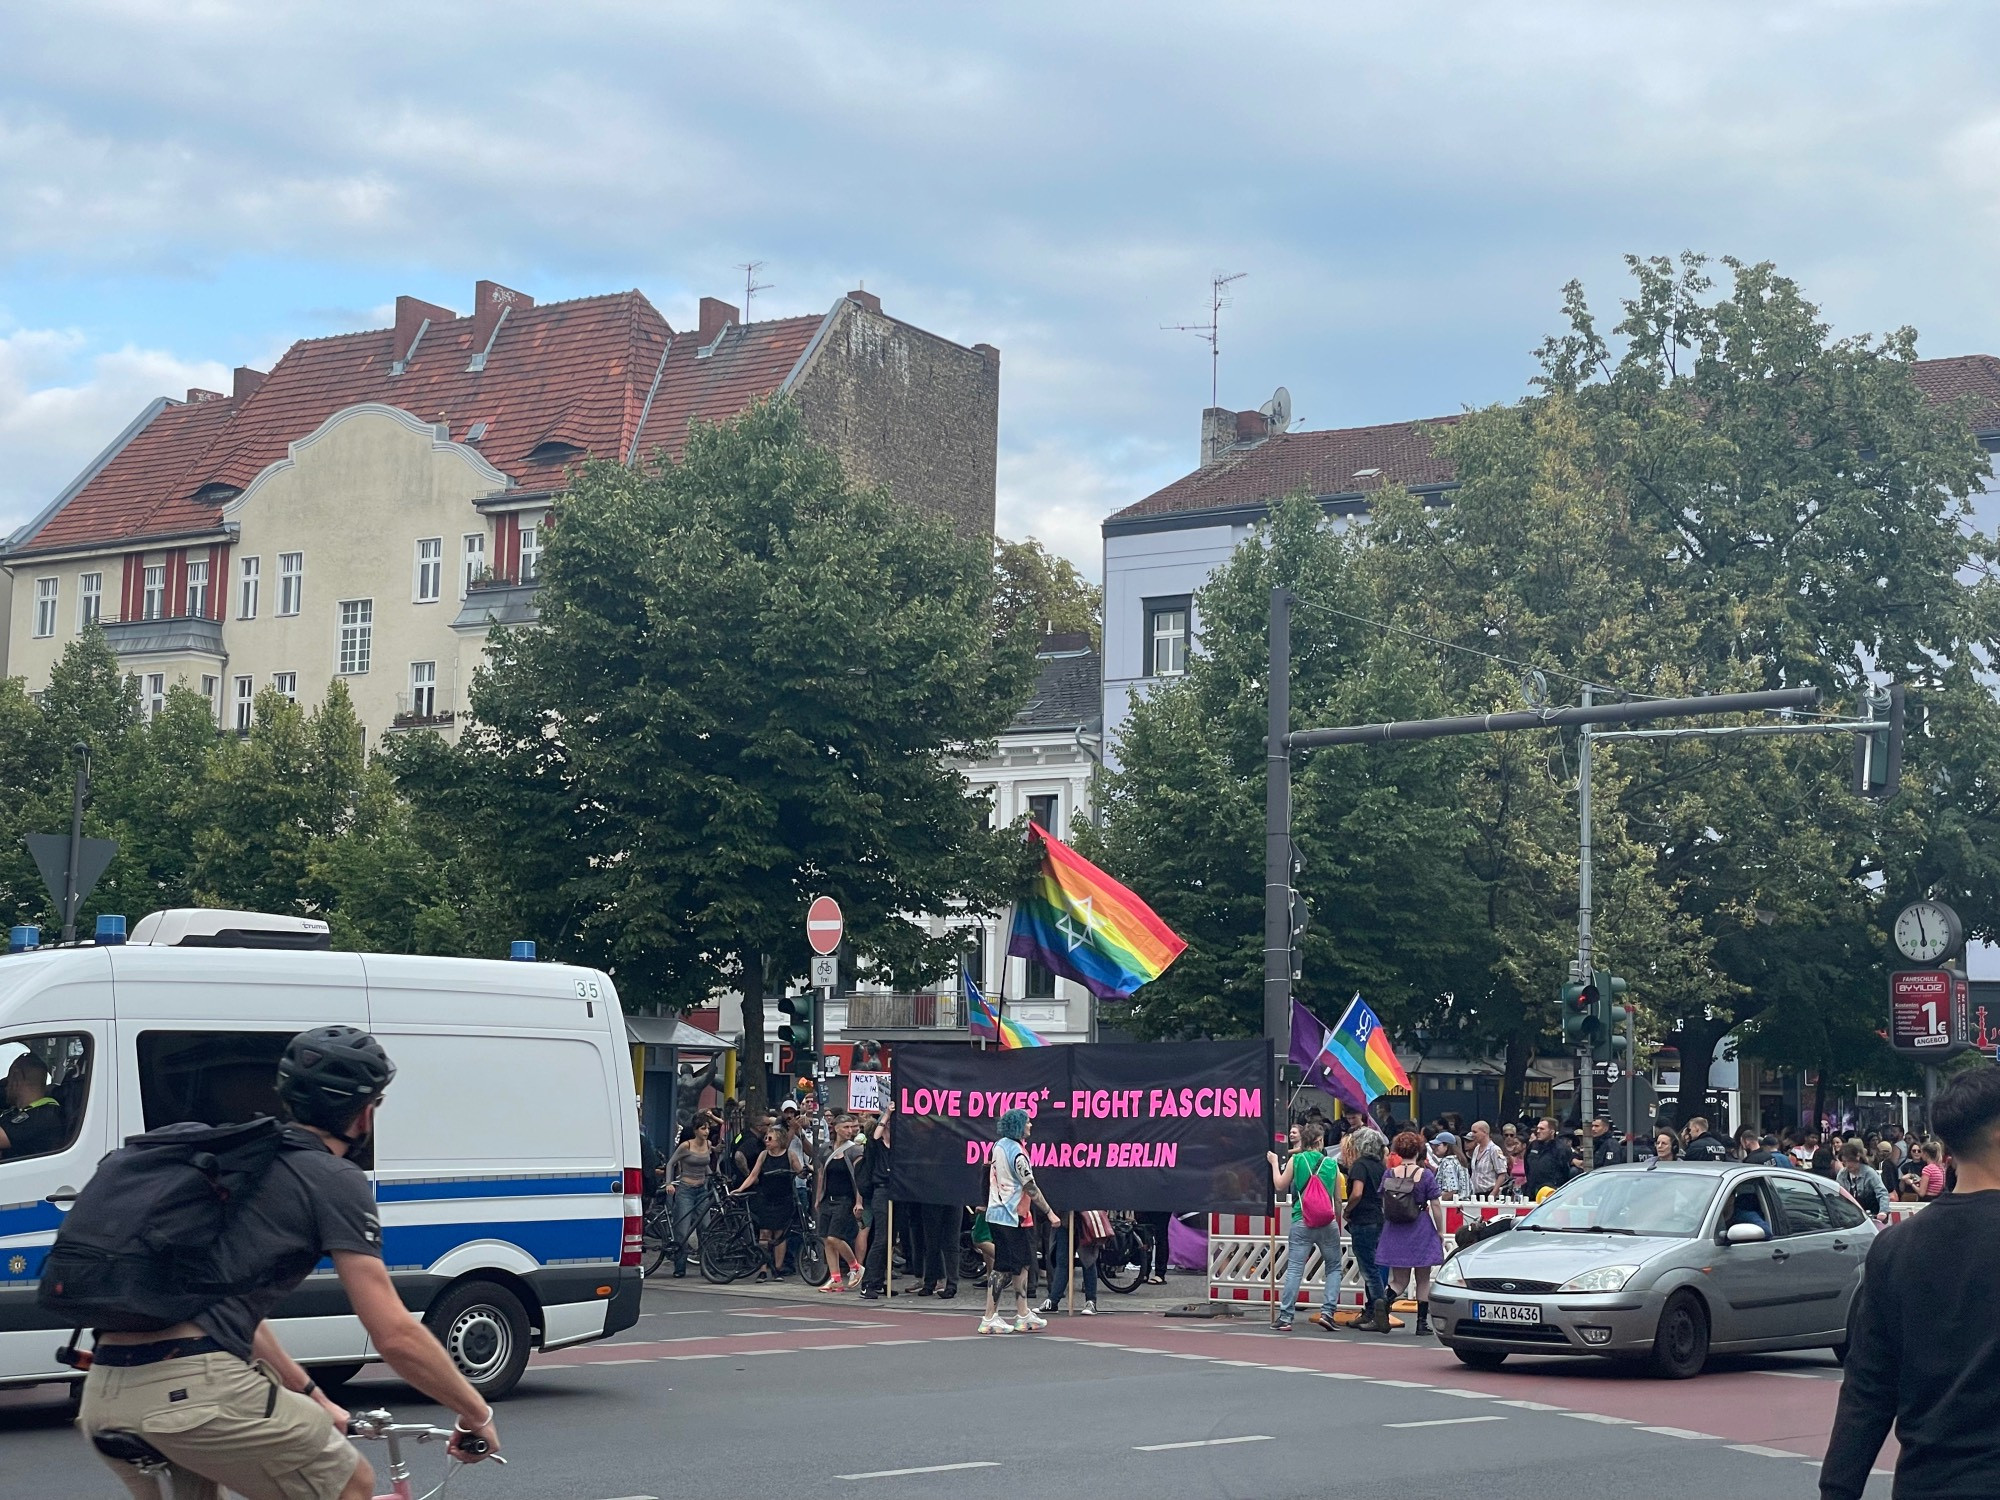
[797,1231,831,1286]
[1098,1232,1148,1294]
[642,1208,675,1279]
[700,1211,750,1284]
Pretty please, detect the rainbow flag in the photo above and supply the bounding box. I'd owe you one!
[966,972,999,1043]
[998,1011,1046,1050]
[1006,825,1187,1000]
[1301,994,1409,1112]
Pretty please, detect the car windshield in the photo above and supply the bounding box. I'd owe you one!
[1517,1170,1717,1238]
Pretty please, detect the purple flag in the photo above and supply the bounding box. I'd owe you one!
[1288,996,1369,1112]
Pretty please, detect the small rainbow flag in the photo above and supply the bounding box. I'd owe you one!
[998,1012,1046,1050]
[1299,994,1409,1112]
[1007,825,1187,1000]
[966,972,999,1043]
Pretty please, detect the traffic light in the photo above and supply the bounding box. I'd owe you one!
[1561,979,1602,1049]
[779,992,816,1073]
[1853,684,1905,800]
[1594,974,1631,1065]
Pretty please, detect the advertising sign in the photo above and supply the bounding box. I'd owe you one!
[890,1041,1272,1215]
[1890,969,1957,1053]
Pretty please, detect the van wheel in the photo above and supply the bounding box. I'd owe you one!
[425,1281,531,1400]
[1649,1290,1710,1379]
[311,1363,363,1390]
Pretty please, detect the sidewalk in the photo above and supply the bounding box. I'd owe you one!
[643,1265,1213,1318]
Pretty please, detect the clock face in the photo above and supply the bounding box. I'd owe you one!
[1894,902,1959,964]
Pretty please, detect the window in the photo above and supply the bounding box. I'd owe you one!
[33,578,57,638]
[233,675,255,733]
[1769,1175,1833,1236]
[278,553,303,616]
[409,660,437,719]
[142,565,166,622]
[0,1033,92,1163]
[273,672,297,703]
[1027,794,1059,838]
[143,673,165,721]
[414,537,443,603]
[1817,1180,1867,1230]
[185,558,210,619]
[137,1031,290,1129]
[199,675,218,720]
[79,572,101,630]
[520,522,543,583]
[1145,598,1190,677]
[462,533,486,596]
[336,599,373,675]
[238,556,260,619]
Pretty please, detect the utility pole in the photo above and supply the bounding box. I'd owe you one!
[1576,689,1593,1156]
[1264,587,1294,1057]
[62,743,88,944]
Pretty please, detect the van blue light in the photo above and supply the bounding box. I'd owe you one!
[510,940,538,961]
[94,915,127,946]
[8,926,40,953]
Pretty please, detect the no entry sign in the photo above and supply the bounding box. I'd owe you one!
[807,896,843,956]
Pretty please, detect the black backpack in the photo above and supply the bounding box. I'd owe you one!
[1381,1165,1424,1225]
[38,1118,302,1332]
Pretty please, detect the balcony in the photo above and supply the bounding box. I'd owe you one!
[101,614,225,659]
[843,992,966,1034]
[388,709,457,732]
[453,573,541,630]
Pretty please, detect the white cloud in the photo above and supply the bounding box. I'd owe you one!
[0,329,228,537]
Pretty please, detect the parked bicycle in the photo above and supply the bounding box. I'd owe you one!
[641,1193,690,1279]
[698,1191,831,1285]
[1095,1212,1158,1294]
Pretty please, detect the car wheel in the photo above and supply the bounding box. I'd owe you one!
[1452,1347,1508,1372]
[310,1362,364,1390]
[1648,1290,1710,1379]
[425,1280,532,1400]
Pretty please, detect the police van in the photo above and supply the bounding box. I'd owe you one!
[0,910,644,1399]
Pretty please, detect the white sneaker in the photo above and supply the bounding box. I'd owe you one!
[1081,1300,1097,1316]
[979,1314,1014,1334]
[1017,1309,1048,1331]
[1035,1299,1056,1314]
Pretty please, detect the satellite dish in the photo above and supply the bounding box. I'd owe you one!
[1259,386,1294,434]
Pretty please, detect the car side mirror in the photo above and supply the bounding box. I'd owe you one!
[1723,1221,1769,1245]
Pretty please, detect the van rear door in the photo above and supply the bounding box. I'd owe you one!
[111,947,372,1364]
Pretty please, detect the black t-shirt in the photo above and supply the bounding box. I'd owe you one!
[822,1151,855,1204]
[753,1152,795,1206]
[193,1128,382,1361]
[1347,1157,1385,1228]
[0,1096,62,1159]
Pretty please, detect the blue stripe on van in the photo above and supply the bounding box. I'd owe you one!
[375,1174,620,1204]
[382,1217,621,1269]
[0,1244,49,1284]
[0,1201,64,1239]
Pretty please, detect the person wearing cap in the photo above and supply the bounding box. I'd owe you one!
[980,1108,1058,1334]
[1429,1130,1470,1197]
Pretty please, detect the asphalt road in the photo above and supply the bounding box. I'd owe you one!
[0,1280,1893,1500]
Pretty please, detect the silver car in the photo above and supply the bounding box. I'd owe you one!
[1432,1160,1875,1378]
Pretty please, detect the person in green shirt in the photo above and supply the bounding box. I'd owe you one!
[1266,1120,1342,1332]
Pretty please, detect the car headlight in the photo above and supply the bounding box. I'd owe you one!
[1557,1264,1639,1293]
[1435,1258,1467,1288]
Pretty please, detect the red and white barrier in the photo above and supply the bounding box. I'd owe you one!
[1207,1199,1527,1306]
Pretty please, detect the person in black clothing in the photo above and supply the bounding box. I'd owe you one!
[913,1201,960,1298]
[0,1054,62,1160]
[729,1125,797,1279]
[1679,1115,1731,1161]
[1138,1211,1173,1283]
[1822,1064,2000,1499]
[1523,1117,1571,1197]
[857,1107,895,1299]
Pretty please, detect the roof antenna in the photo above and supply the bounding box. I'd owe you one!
[1164,271,1247,407]
[738,261,773,324]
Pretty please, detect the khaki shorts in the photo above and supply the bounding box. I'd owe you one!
[80,1351,360,1500]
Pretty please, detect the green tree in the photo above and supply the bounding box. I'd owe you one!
[391,400,1035,1113]
[993,536,1101,647]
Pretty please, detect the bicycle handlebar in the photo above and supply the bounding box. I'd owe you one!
[348,1409,505,1463]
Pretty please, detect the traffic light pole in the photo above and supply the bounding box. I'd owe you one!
[1264,588,1294,1057]
[1577,692,1595,1163]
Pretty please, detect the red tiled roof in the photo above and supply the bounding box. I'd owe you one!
[1110,415,1460,522]
[1113,354,2000,525]
[630,314,825,464]
[15,289,831,554]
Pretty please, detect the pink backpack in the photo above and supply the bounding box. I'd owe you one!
[1299,1154,1337,1228]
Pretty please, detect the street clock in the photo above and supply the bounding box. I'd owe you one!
[1893,900,1963,965]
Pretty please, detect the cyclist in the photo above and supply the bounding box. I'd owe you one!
[730,1123,799,1279]
[77,1025,502,1500]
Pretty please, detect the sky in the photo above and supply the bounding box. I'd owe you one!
[6,0,2000,577]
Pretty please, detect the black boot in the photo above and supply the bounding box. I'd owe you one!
[1368,1295,1393,1333]
[1414,1302,1432,1336]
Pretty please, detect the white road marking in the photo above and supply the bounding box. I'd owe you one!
[1563,1412,1635,1425]
[1134,1435,1276,1451]
[836,1462,1001,1480]
[1369,1378,1433,1388]
[1315,1371,1368,1380]
[1638,1426,1719,1440]
[589,1358,657,1366]
[1729,1444,1806,1458]
[1495,1399,1566,1411]
[1759,1369,1831,1379]
[1429,1388,1499,1399]
[1385,1416,1508,1430]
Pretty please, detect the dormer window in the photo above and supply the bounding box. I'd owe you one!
[190,482,241,505]
[525,440,585,466]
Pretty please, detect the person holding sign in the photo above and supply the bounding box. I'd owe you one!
[1268,1120,1342,1333]
[979,1108,1059,1335]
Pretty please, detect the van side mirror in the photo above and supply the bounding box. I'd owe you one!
[1723,1221,1769,1245]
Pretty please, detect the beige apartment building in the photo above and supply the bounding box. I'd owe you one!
[2,281,1000,742]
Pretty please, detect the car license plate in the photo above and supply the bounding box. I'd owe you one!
[1470,1301,1540,1325]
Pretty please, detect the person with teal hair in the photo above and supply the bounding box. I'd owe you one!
[980,1107,1058,1334]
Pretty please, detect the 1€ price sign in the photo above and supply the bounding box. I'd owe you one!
[1890,969,1957,1053]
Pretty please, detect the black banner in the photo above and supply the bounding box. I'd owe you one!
[889,1041,1273,1215]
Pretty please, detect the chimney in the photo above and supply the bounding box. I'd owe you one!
[847,288,882,315]
[972,342,1000,371]
[1200,407,1235,467]
[468,281,533,370]
[232,366,266,402]
[393,295,455,373]
[1235,409,1270,443]
[697,296,739,345]
[185,388,224,404]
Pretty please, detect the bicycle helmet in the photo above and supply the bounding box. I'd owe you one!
[276,1025,396,1134]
